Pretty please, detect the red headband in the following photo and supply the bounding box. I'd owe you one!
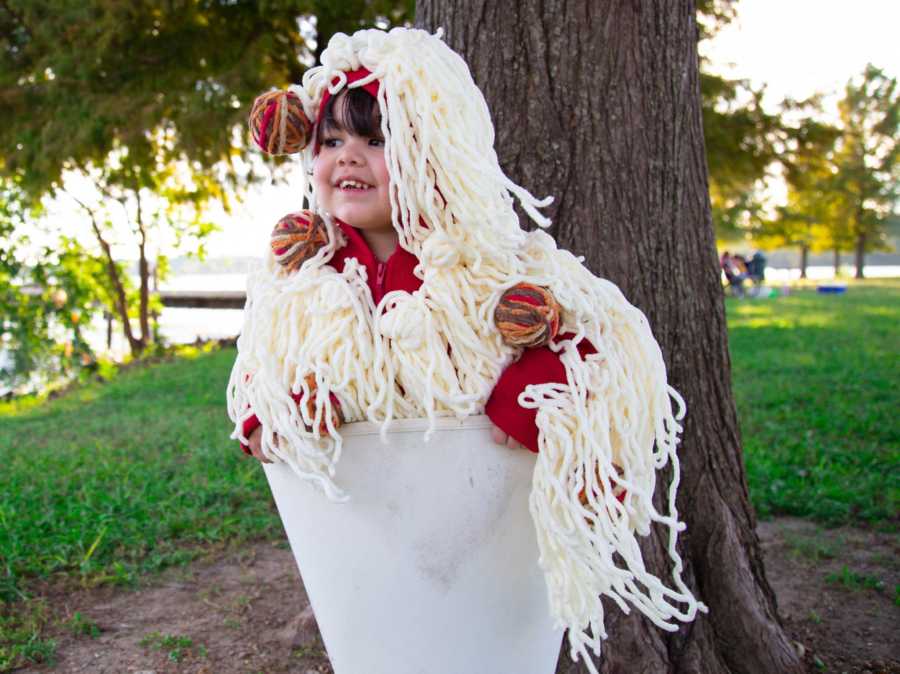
[318,67,380,117]
[314,67,380,154]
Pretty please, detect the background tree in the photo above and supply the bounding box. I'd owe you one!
[0,178,115,392]
[416,1,802,672]
[50,144,223,357]
[755,107,840,277]
[0,0,412,367]
[831,64,898,278]
[0,0,411,195]
[755,66,898,279]
[696,0,783,243]
[701,73,781,242]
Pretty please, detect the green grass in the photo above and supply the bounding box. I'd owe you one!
[782,530,838,562]
[0,280,897,668]
[0,600,55,670]
[728,279,899,527]
[0,346,279,669]
[139,631,206,663]
[0,347,279,599]
[824,565,886,594]
[63,612,100,639]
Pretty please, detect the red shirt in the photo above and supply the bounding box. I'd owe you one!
[239,221,594,453]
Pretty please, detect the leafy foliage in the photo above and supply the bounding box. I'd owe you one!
[0,0,412,196]
[755,66,898,274]
[701,71,781,240]
[832,65,898,275]
[0,0,413,383]
[0,179,117,393]
[695,0,738,42]
[751,99,840,273]
[696,2,784,242]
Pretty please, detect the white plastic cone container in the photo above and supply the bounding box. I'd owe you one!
[263,414,563,674]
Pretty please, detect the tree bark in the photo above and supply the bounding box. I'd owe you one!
[415,2,803,672]
[833,249,841,277]
[799,245,809,279]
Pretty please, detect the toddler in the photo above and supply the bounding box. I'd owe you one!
[241,76,590,462]
[227,27,703,669]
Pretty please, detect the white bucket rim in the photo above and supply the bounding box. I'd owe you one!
[340,414,493,437]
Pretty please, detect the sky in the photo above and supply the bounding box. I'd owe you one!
[699,0,900,117]
[127,1,900,259]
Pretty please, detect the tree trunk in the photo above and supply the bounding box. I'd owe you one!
[66,190,143,356]
[415,2,802,672]
[854,233,865,279]
[135,190,151,351]
[833,249,841,277]
[799,245,808,279]
[105,312,113,351]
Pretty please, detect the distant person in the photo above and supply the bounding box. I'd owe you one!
[747,250,767,291]
[720,251,746,297]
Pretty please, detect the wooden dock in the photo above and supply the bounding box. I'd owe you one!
[158,290,246,309]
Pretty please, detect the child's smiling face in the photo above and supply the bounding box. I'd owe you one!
[312,91,393,236]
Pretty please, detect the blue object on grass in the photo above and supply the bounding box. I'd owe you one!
[817,284,847,294]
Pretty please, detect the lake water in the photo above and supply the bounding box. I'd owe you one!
[155,274,247,346]
[150,264,899,346]
[3,265,898,394]
[101,265,900,354]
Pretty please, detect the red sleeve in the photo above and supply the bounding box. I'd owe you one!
[238,392,302,455]
[485,336,596,453]
[240,414,261,455]
[237,391,342,455]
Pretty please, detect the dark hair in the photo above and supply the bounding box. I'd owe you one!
[316,87,383,147]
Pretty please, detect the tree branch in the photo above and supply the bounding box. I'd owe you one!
[135,188,151,345]
[59,187,142,356]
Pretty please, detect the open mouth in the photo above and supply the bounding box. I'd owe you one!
[338,179,374,191]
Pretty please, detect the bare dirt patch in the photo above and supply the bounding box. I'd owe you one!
[17,518,899,673]
[757,518,899,674]
[19,542,330,674]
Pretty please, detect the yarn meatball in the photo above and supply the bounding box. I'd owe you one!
[270,211,329,273]
[494,283,561,348]
[249,90,312,155]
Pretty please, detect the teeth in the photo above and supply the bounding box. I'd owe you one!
[339,180,371,190]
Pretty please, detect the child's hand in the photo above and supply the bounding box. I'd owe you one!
[247,426,274,464]
[490,424,524,450]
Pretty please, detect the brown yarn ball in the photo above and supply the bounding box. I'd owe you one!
[270,211,329,273]
[303,373,344,434]
[494,283,561,348]
[249,90,312,155]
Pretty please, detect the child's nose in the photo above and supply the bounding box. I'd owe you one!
[337,140,364,165]
[337,154,360,166]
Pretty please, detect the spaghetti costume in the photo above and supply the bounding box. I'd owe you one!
[227,27,705,671]
[239,219,590,454]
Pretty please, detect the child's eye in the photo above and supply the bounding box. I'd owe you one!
[369,137,385,148]
[322,137,340,148]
